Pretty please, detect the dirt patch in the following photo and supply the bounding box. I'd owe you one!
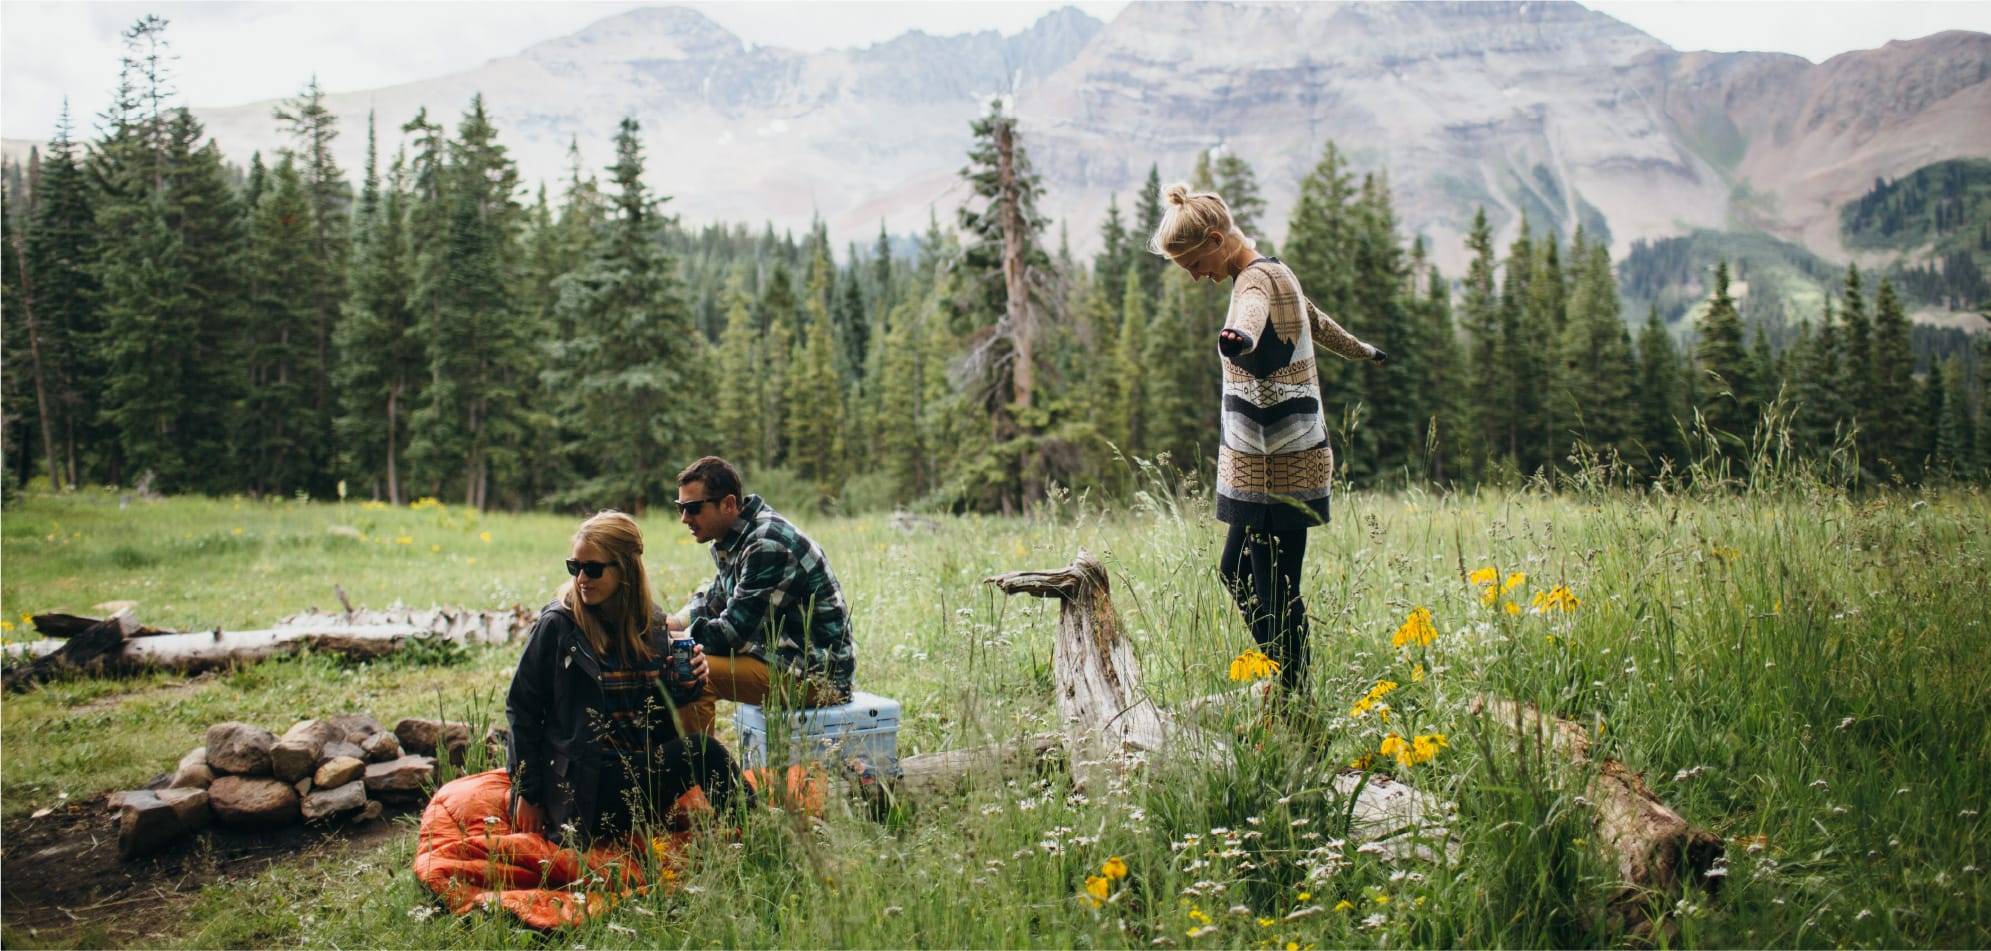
[0,792,419,946]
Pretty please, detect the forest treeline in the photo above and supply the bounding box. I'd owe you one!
[4,19,1989,514]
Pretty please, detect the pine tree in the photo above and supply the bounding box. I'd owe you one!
[870,221,895,325]
[1788,299,1844,456]
[334,116,420,503]
[1420,258,1471,482]
[1694,260,1754,452]
[1867,276,1916,478]
[19,104,97,489]
[1131,164,1166,307]
[1554,243,1637,462]
[711,268,766,469]
[836,243,868,376]
[160,108,247,494]
[274,76,351,491]
[1922,358,1956,482]
[1342,172,1414,482]
[1283,142,1363,476]
[240,155,319,494]
[1635,305,1689,473]
[543,116,699,512]
[405,96,532,509]
[1095,193,1128,311]
[783,296,845,503]
[1212,151,1267,239]
[1838,265,1873,460]
[1496,219,1538,471]
[1460,208,1503,474]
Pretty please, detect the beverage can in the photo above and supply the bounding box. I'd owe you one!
[667,634,699,704]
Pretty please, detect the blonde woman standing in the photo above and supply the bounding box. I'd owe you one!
[1150,183,1387,691]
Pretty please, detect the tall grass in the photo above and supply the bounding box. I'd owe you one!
[2,472,1986,947]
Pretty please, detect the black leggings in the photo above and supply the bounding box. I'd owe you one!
[1219,523,1311,690]
[591,734,749,839]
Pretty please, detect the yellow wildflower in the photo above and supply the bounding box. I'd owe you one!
[0,619,13,632]
[1102,856,1129,880]
[231,527,244,536]
[1297,891,1311,902]
[430,544,442,554]
[1530,585,1580,614]
[1411,664,1425,683]
[1335,900,1355,912]
[1288,943,1301,951]
[1503,572,1526,592]
[480,531,492,544]
[1710,545,1740,562]
[1468,566,1497,586]
[1085,875,1110,901]
[395,534,414,545]
[1374,894,1391,905]
[1229,648,1281,683]
[1391,606,1436,648]
[1348,679,1399,718]
[1187,926,1218,939]
[1503,601,1522,615]
[1379,734,1410,761]
[1188,907,1212,924]
[1259,917,1276,928]
[1381,732,1447,766]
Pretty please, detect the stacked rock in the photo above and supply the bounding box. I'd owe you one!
[113,714,464,859]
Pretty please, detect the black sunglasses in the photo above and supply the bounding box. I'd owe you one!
[673,496,727,517]
[565,559,612,579]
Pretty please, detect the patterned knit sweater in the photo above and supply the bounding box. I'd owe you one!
[1216,258,1377,530]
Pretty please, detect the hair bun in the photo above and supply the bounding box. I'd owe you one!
[1163,182,1192,207]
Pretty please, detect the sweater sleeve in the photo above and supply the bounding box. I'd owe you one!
[1220,268,1274,357]
[1306,297,1377,362]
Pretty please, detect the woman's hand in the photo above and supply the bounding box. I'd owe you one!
[1218,328,1249,356]
[1369,347,1389,367]
[690,644,710,687]
[513,798,546,834]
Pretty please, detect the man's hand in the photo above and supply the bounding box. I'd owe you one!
[513,798,546,834]
[665,613,688,633]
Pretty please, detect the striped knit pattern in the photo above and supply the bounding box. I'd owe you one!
[596,655,666,753]
[1216,258,1376,530]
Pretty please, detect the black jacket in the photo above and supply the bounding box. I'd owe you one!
[504,599,678,842]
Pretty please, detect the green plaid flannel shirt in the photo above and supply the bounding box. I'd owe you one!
[682,495,855,696]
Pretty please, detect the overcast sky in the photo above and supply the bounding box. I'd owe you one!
[6,1,1990,141]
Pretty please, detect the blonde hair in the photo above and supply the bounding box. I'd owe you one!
[1146,182,1255,258]
[558,510,658,662]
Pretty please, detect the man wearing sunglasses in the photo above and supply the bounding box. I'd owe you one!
[666,456,855,735]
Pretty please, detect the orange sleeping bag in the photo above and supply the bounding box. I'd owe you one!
[412,766,828,929]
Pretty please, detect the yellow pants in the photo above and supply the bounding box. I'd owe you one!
[676,654,843,737]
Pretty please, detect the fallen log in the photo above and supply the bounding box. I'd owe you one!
[4,605,539,679]
[897,734,1063,799]
[976,549,1453,860]
[1470,695,1725,920]
[4,611,141,691]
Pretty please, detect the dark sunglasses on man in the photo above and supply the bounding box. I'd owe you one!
[673,496,728,517]
[565,559,612,579]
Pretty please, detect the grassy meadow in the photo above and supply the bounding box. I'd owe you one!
[2,480,1988,948]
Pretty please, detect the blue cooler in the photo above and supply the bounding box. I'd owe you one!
[734,691,903,779]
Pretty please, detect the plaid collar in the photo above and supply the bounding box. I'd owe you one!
[712,494,767,560]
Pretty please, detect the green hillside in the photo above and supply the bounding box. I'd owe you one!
[1618,228,1839,336]
[1841,158,1991,311]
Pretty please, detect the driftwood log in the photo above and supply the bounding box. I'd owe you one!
[978,549,1453,860]
[4,605,538,683]
[1470,694,1725,923]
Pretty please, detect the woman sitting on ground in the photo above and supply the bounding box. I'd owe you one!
[505,510,747,844]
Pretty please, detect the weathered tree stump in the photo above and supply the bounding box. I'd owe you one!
[987,549,1170,789]
[976,549,1453,860]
